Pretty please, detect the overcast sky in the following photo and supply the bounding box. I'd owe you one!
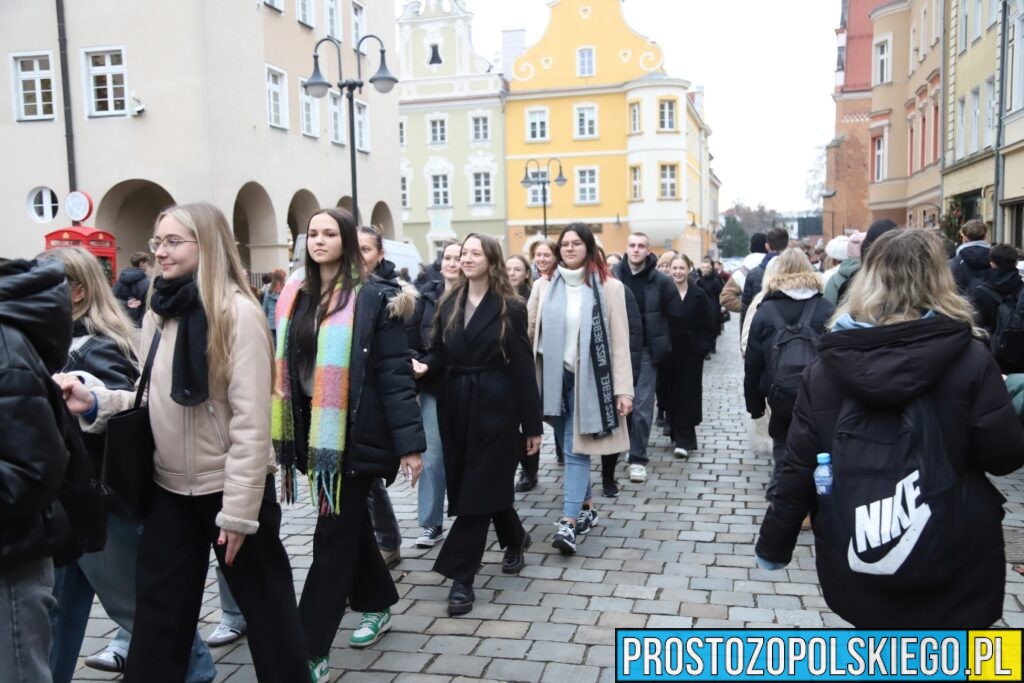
[395,0,840,214]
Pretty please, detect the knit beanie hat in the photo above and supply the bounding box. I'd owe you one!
[847,231,867,260]
[825,236,850,262]
[750,233,768,254]
[862,219,900,259]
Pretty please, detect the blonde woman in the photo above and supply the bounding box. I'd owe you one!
[58,202,308,682]
[756,228,1024,628]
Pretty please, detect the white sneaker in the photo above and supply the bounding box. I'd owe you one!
[628,463,647,483]
[673,447,689,459]
[206,621,246,647]
[83,648,126,673]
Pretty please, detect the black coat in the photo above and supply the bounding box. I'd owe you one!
[950,244,992,294]
[0,260,74,573]
[407,278,443,394]
[113,267,150,326]
[741,253,776,316]
[428,291,542,517]
[971,267,1023,336]
[666,286,715,432]
[756,316,1024,628]
[694,272,724,331]
[623,286,642,386]
[614,255,675,364]
[744,292,835,439]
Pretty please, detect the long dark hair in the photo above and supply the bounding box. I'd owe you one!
[436,233,518,359]
[557,222,609,282]
[295,208,365,375]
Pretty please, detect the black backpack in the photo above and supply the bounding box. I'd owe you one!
[816,396,966,589]
[762,299,821,422]
[978,285,1024,371]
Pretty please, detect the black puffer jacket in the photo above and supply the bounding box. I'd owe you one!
[113,267,149,326]
[615,255,675,364]
[408,279,444,393]
[623,285,642,386]
[971,267,1023,336]
[950,243,991,294]
[0,260,73,573]
[756,316,1024,628]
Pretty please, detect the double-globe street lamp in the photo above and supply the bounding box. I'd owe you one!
[520,158,567,238]
[304,34,398,224]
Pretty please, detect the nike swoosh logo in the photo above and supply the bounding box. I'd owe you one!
[847,503,932,575]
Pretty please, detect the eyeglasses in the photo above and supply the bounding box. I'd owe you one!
[560,240,585,250]
[148,237,197,254]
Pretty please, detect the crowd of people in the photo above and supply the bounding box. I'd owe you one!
[3,202,1024,682]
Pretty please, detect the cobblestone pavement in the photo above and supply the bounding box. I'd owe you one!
[73,317,1024,681]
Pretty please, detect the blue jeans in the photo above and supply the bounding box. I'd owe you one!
[48,512,216,683]
[417,391,446,528]
[2,558,55,683]
[628,350,657,464]
[215,565,246,631]
[548,371,593,520]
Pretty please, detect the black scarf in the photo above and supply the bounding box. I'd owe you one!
[150,276,209,406]
[588,276,617,437]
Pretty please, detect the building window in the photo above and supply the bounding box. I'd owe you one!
[874,39,890,84]
[921,110,927,169]
[400,177,409,209]
[956,96,966,159]
[527,170,549,206]
[577,47,595,77]
[297,0,314,27]
[659,164,678,199]
[265,0,283,9]
[629,101,641,134]
[921,7,928,51]
[991,0,1000,26]
[575,167,598,204]
[472,115,489,142]
[12,53,54,120]
[630,165,642,201]
[658,99,677,131]
[934,0,941,43]
[355,101,369,151]
[398,120,405,147]
[472,172,492,205]
[574,104,597,139]
[933,100,940,163]
[970,87,980,154]
[873,136,886,182]
[325,0,339,38]
[429,118,447,145]
[961,1,970,51]
[1015,14,1024,112]
[909,26,917,73]
[27,186,59,223]
[431,174,450,207]
[85,49,127,116]
[428,44,443,66]
[985,77,996,148]
[527,108,548,141]
[975,0,983,38]
[352,1,366,51]
[299,79,319,137]
[266,65,288,129]
[908,119,915,174]
[329,92,344,144]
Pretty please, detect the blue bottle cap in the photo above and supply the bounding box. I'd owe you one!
[816,453,831,464]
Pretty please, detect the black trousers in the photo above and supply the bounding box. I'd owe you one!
[126,477,308,683]
[299,473,399,658]
[517,434,538,479]
[433,507,524,584]
[601,453,618,484]
[367,477,400,551]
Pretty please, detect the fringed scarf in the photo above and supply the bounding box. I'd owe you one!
[271,277,359,515]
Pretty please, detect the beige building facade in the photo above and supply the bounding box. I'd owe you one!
[998,0,1024,246]
[1,0,402,272]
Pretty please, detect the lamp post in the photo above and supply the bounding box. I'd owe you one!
[520,158,567,238]
[304,34,398,224]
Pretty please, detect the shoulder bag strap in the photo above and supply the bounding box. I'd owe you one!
[134,329,162,409]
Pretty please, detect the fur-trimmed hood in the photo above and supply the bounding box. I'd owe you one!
[387,279,419,320]
[762,270,823,295]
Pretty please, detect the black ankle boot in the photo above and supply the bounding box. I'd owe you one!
[515,473,537,493]
[447,580,475,616]
[501,533,532,574]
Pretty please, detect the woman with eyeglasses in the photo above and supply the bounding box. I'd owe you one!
[57,202,309,682]
[528,223,634,555]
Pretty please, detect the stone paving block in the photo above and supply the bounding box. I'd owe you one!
[729,607,776,622]
[526,622,578,641]
[370,652,434,673]
[526,640,587,664]
[596,612,646,628]
[474,620,530,639]
[422,635,479,655]
[756,594,802,610]
[550,608,601,625]
[587,596,634,612]
[484,658,546,682]
[336,673,397,683]
[709,590,755,607]
[475,638,532,659]
[426,654,490,677]
[774,609,825,627]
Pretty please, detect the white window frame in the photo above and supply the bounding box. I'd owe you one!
[400,176,409,209]
[574,103,598,139]
[985,76,996,148]
[961,1,970,51]
[527,170,549,206]
[266,64,288,129]
[325,0,340,39]
[398,119,405,147]
[329,92,345,144]
[956,96,966,159]
[299,78,319,138]
[355,100,370,152]
[873,36,892,85]
[970,87,980,153]
[11,51,55,121]
[991,0,1000,26]
[83,47,128,117]
[1015,12,1024,112]
[934,0,942,44]
[297,0,314,27]
[629,101,641,134]
[471,115,490,142]
[630,165,642,201]
[874,135,887,182]
[264,0,284,10]
[430,174,450,207]
[429,117,447,145]
[909,26,917,73]
[658,98,677,131]
[576,46,595,77]
[27,186,59,223]
[472,171,493,205]
[352,1,366,53]
[526,107,549,142]
[921,6,928,54]
[575,166,599,205]
[975,0,983,38]
[659,164,679,199]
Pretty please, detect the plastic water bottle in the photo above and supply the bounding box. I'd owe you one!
[814,453,833,496]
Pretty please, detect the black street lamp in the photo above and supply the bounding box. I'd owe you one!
[304,34,398,224]
[520,158,567,238]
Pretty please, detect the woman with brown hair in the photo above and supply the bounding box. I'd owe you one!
[530,238,558,281]
[262,268,285,347]
[422,233,542,615]
[506,254,533,301]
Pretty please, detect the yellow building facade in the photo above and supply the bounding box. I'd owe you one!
[503,0,716,258]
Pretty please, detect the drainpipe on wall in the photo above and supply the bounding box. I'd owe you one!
[55,0,78,223]
[995,0,1009,241]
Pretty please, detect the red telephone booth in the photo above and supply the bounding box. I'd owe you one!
[45,227,118,283]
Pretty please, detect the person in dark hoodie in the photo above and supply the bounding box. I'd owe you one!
[112,252,152,327]
[741,228,790,319]
[950,219,992,294]
[756,228,1024,628]
[0,258,73,682]
[971,243,1023,339]
[694,257,724,354]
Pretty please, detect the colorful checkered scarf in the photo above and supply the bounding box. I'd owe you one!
[272,277,359,515]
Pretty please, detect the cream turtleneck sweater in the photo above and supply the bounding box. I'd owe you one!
[558,265,585,370]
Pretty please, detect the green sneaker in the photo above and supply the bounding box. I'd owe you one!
[349,609,391,648]
[309,655,329,683]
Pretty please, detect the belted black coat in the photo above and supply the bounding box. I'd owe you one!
[426,291,542,517]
